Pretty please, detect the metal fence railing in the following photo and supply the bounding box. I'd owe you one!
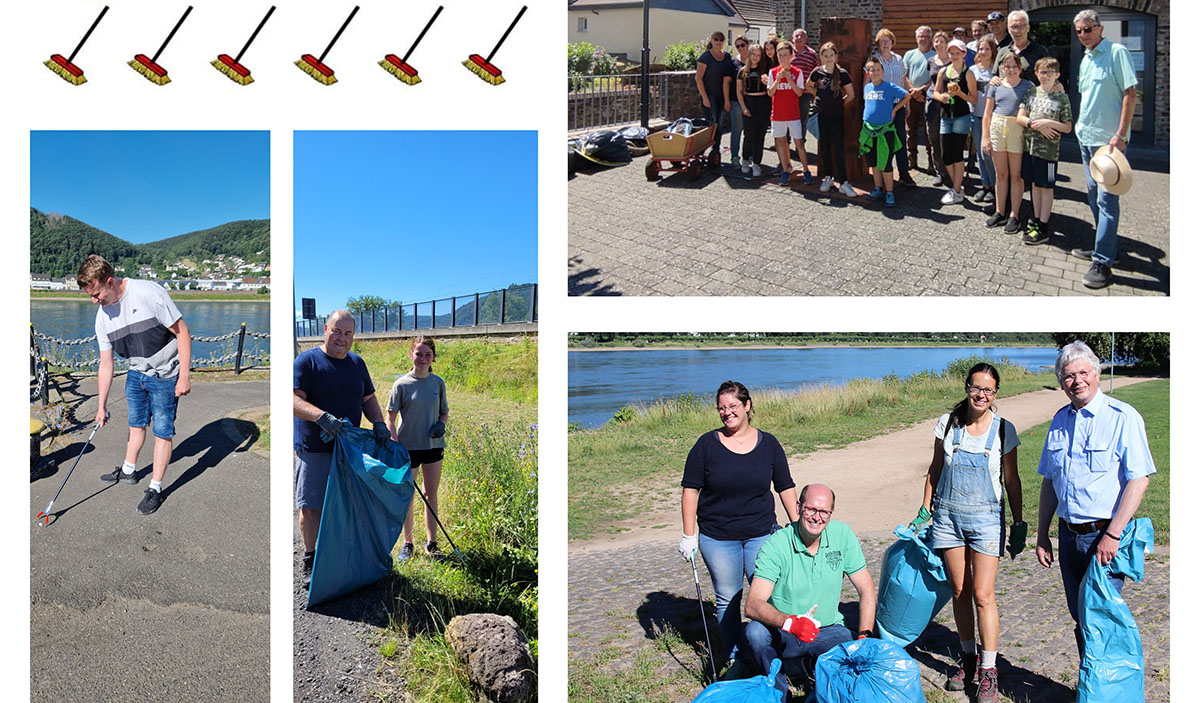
[568,73,669,131]
[296,284,538,337]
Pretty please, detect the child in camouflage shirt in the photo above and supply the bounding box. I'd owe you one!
[1016,57,1073,245]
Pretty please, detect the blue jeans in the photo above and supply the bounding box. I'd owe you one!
[126,369,179,439]
[699,529,774,661]
[893,107,911,177]
[729,100,743,160]
[704,101,727,156]
[971,115,995,188]
[1079,143,1121,265]
[743,621,852,699]
[1059,525,1125,656]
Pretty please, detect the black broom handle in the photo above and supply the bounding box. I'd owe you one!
[67,5,109,63]
[151,5,193,63]
[234,5,276,63]
[318,5,360,63]
[486,5,527,63]
[401,6,443,64]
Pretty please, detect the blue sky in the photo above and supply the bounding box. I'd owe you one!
[293,131,537,318]
[30,131,270,243]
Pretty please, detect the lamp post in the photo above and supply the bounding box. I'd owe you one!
[640,0,650,127]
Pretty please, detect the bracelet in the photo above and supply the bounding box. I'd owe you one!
[1104,530,1121,541]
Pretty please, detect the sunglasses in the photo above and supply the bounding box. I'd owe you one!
[735,43,747,48]
[1076,25,1098,35]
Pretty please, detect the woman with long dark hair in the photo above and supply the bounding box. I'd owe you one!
[738,44,771,177]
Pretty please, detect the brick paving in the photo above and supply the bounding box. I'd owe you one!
[567,533,1169,702]
[568,142,1169,296]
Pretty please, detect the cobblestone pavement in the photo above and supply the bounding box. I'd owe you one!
[568,143,1169,296]
[567,533,1169,702]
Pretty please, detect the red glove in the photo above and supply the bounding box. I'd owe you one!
[781,605,821,643]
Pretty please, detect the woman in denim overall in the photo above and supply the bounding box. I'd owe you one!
[909,362,1025,703]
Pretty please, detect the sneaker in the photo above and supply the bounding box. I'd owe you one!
[839,181,858,198]
[730,156,740,168]
[1023,220,1049,245]
[1083,262,1113,289]
[802,170,815,185]
[932,173,944,187]
[977,666,999,703]
[778,171,790,186]
[985,211,1007,228]
[302,552,314,588]
[866,187,883,201]
[1003,216,1021,234]
[101,466,139,485]
[974,188,990,203]
[1071,248,1094,261]
[751,164,762,177]
[946,653,977,691]
[136,487,163,515]
[740,159,751,174]
[820,175,834,192]
[940,189,958,205]
[397,542,415,563]
[898,173,917,187]
[885,191,896,207]
[983,190,995,203]
[425,541,442,556]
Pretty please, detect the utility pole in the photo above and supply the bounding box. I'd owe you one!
[640,0,650,128]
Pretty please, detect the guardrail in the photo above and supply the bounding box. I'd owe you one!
[569,73,670,131]
[296,284,537,337]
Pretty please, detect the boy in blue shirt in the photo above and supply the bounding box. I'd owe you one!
[859,57,911,207]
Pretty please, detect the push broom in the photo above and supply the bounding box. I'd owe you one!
[463,5,527,85]
[44,5,109,86]
[129,5,193,85]
[36,418,105,527]
[295,5,360,86]
[379,5,443,85]
[212,5,276,85]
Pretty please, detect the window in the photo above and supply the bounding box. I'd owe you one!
[578,17,588,32]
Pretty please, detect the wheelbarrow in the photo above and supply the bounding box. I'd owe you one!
[644,124,718,181]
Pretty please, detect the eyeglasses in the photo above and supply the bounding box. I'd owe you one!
[966,384,998,397]
[717,403,743,413]
[1076,25,1098,35]
[1062,370,1093,383]
[801,506,832,521]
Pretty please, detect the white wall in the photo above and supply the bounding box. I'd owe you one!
[569,7,734,64]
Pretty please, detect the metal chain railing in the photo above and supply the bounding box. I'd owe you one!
[29,322,270,377]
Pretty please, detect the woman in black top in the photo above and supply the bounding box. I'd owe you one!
[933,39,978,204]
[695,31,735,164]
[737,44,771,177]
[806,42,857,197]
[924,31,952,187]
[680,381,801,663]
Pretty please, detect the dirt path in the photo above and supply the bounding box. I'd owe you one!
[571,377,1154,553]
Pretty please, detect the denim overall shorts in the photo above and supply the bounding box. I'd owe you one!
[930,415,1005,557]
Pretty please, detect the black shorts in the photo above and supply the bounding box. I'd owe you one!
[1021,153,1058,188]
[409,447,444,467]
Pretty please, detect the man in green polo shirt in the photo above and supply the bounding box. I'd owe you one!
[743,484,877,700]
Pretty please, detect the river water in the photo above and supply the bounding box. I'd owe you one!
[568,346,1060,428]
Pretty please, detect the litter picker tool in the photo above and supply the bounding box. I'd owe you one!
[379,5,443,85]
[212,5,276,85]
[36,418,105,527]
[689,553,719,682]
[462,5,526,85]
[295,5,360,85]
[129,5,193,85]
[411,476,465,564]
[44,5,110,85]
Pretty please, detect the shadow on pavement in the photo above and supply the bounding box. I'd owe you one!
[568,256,623,296]
[636,590,716,685]
[161,418,258,503]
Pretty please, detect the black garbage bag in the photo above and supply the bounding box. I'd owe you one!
[666,117,712,135]
[582,130,632,163]
[619,125,649,144]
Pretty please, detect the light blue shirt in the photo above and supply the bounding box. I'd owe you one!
[1037,391,1155,523]
[873,52,908,88]
[903,47,935,88]
[1076,38,1138,146]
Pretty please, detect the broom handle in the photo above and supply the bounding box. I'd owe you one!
[485,5,527,62]
[318,5,360,63]
[67,5,109,63]
[151,5,193,62]
[234,5,276,63]
[401,5,443,64]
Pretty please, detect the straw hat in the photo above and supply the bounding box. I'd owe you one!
[1088,147,1134,196]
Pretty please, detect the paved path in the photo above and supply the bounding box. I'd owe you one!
[31,374,269,703]
[568,141,1169,296]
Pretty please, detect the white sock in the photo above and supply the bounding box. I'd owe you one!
[960,640,976,655]
[149,480,162,493]
[121,461,136,475]
[980,650,997,669]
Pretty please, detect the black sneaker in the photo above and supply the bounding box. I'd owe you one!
[397,542,415,563]
[898,173,917,187]
[946,652,977,691]
[1071,248,1094,261]
[985,211,1007,228]
[136,487,163,514]
[1003,216,1021,234]
[101,466,139,485]
[425,541,446,561]
[1083,262,1113,289]
[1023,220,1048,245]
[302,552,314,588]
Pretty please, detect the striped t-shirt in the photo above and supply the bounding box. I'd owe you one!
[94,279,184,377]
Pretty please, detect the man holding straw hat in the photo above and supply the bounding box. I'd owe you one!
[1071,9,1138,289]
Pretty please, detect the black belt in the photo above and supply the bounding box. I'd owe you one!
[1060,518,1110,535]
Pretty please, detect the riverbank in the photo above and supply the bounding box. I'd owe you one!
[31,290,269,301]
[570,343,1057,352]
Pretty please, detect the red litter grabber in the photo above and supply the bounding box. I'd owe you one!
[212,5,276,85]
[295,5,360,86]
[129,5,194,85]
[36,418,105,527]
[379,5,443,85]
[44,5,110,86]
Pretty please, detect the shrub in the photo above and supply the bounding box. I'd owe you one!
[568,41,618,76]
[663,39,703,71]
[611,405,639,424]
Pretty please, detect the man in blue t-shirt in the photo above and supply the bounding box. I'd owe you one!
[293,309,391,585]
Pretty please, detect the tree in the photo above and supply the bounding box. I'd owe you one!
[1050,333,1169,369]
[346,295,398,314]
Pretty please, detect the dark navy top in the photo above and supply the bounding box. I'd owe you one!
[681,429,795,541]
[293,347,375,452]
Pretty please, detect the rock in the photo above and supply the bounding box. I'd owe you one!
[445,614,535,703]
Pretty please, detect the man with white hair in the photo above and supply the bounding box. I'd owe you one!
[1035,340,1155,658]
[995,10,1050,83]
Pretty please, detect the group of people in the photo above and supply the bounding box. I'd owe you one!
[693,9,1138,289]
[293,314,451,586]
[679,341,1155,702]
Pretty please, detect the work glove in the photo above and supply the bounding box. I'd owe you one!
[317,412,346,438]
[373,421,391,445]
[678,532,698,561]
[429,421,446,439]
[1007,521,1028,560]
[782,604,821,643]
[908,505,932,533]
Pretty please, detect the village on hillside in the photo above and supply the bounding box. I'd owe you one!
[31,252,271,292]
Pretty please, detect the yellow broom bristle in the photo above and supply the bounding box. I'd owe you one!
[379,59,421,85]
[212,59,254,85]
[463,58,505,85]
[295,58,337,85]
[44,59,87,85]
[128,58,170,85]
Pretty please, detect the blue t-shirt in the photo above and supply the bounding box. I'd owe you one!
[862,80,907,126]
[293,347,376,452]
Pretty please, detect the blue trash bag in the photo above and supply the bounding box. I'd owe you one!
[307,427,414,607]
[691,659,784,703]
[1078,517,1154,703]
[815,639,925,703]
[875,524,952,646]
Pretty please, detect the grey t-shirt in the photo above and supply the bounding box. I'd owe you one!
[986,79,1034,117]
[386,372,449,451]
[94,279,183,377]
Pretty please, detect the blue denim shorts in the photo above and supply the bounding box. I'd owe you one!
[126,369,179,439]
[294,450,333,510]
[930,506,1005,557]
[940,114,971,135]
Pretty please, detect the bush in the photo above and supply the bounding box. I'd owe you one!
[611,405,639,424]
[579,336,597,348]
[568,41,618,76]
[663,39,703,71]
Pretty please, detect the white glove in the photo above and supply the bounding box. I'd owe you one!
[679,532,698,561]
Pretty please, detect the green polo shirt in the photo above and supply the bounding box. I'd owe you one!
[752,519,867,627]
[1077,38,1137,146]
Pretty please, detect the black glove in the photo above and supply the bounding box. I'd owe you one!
[1007,521,1028,560]
[373,422,391,445]
[316,412,344,437]
[429,421,446,439]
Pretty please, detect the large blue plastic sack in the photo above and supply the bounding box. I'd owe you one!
[307,427,414,607]
[815,639,925,703]
[875,524,951,646]
[1078,517,1154,703]
[691,659,783,703]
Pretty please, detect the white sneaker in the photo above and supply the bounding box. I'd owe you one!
[819,176,834,192]
[839,181,857,197]
[741,160,751,174]
[940,188,958,205]
[950,189,964,204]
[751,164,762,177]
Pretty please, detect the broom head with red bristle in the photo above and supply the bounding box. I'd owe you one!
[129,53,170,85]
[45,53,87,85]
[463,53,504,85]
[295,53,337,85]
[380,54,420,85]
[212,53,253,85]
